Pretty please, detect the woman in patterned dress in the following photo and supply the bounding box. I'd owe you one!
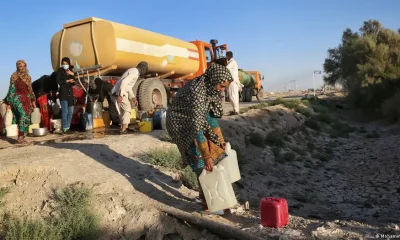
[166,63,233,212]
[5,60,36,144]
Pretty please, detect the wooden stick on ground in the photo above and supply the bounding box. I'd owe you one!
[159,205,267,240]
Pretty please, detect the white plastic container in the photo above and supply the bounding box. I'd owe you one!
[51,119,62,131]
[4,109,13,126]
[31,108,41,124]
[219,142,241,183]
[199,165,238,212]
[0,102,7,118]
[6,124,18,137]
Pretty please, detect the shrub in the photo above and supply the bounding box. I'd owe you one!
[279,152,296,163]
[265,131,285,146]
[313,112,334,124]
[2,186,99,240]
[283,100,301,109]
[294,106,312,117]
[358,126,367,133]
[269,98,285,106]
[142,147,183,169]
[0,187,9,208]
[305,119,321,130]
[247,131,265,147]
[366,132,380,138]
[293,147,307,156]
[3,216,59,240]
[159,130,172,142]
[249,103,268,110]
[271,147,282,158]
[301,100,311,107]
[307,142,316,151]
[382,92,400,122]
[181,166,199,191]
[312,153,332,162]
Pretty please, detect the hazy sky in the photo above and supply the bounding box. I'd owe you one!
[0,0,399,97]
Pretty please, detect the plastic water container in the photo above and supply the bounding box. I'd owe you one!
[6,124,18,137]
[0,102,7,118]
[218,142,241,183]
[102,111,111,126]
[260,197,289,228]
[31,108,41,124]
[130,109,137,124]
[51,119,62,131]
[199,165,238,213]
[29,124,40,134]
[153,108,167,130]
[138,118,153,133]
[161,109,167,130]
[83,112,93,130]
[93,118,105,129]
[4,109,13,126]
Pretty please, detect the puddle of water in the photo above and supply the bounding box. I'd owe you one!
[32,127,134,145]
[1,126,138,148]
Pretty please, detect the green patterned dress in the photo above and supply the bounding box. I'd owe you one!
[6,78,35,136]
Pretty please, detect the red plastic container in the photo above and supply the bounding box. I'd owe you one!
[260,197,289,228]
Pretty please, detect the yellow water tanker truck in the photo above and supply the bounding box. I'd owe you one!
[50,17,229,111]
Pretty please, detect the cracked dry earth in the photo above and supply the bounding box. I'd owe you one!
[0,104,400,240]
[215,106,400,239]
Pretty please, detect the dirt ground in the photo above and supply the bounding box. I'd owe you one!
[0,97,399,240]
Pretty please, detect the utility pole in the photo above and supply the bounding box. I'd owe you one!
[313,70,322,96]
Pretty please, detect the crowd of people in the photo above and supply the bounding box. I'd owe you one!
[2,52,241,214]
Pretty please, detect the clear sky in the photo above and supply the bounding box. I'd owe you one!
[0,0,399,97]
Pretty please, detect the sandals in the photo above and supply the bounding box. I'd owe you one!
[119,129,128,134]
[17,138,28,145]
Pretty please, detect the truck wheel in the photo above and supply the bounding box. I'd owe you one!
[241,88,247,102]
[256,88,264,101]
[245,87,253,102]
[138,79,168,111]
[132,78,146,99]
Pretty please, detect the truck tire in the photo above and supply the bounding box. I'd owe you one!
[132,78,146,99]
[241,88,247,102]
[138,79,168,111]
[256,87,264,101]
[245,87,253,102]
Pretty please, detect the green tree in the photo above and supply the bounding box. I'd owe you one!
[323,19,400,109]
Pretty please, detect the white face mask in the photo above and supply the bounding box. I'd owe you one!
[62,64,69,70]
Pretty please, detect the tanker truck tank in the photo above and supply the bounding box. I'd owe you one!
[238,69,256,88]
[238,69,256,102]
[50,17,200,78]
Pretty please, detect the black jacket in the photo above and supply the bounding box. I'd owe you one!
[89,81,113,103]
[32,74,59,99]
[56,67,75,106]
[32,75,50,99]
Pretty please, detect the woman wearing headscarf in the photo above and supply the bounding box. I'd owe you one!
[166,63,233,213]
[5,60,36,144]
[56,57,75,134]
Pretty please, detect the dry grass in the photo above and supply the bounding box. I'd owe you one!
[1,185,100,240]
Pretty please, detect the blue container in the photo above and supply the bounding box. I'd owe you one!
[82,112,93,130]
[153,108,167,130]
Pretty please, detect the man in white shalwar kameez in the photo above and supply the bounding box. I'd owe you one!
[226,51,242,115]
[110,61,148,133]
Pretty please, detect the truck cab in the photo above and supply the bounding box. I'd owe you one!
[247,71,265,100]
